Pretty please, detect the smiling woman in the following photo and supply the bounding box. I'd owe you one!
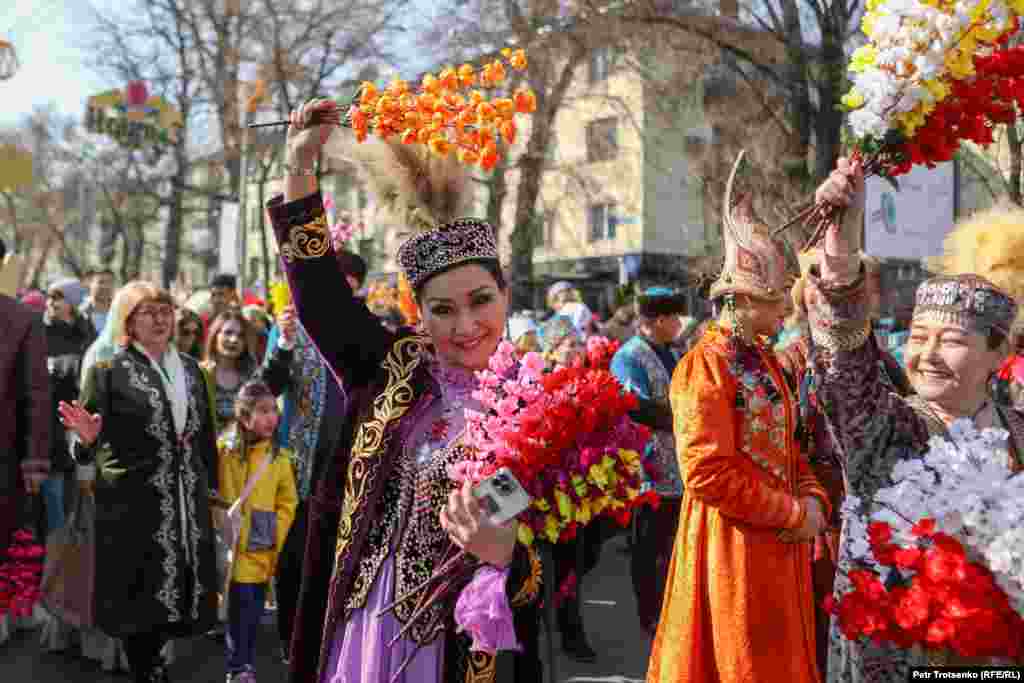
[57,280,220,683]
[263,98,543,683]
[802,159,1024,681]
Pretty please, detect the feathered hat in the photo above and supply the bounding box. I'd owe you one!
[709,150,790,302]
[322,128,497,291]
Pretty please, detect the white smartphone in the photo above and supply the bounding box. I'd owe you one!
[472,467,532,525]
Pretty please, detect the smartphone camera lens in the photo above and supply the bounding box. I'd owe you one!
[493,473,514,496]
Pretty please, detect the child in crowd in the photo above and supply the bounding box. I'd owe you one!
[218,381,298,683]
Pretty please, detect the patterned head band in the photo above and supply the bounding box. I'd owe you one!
[913,274,1017,336]
[397,218,499,291]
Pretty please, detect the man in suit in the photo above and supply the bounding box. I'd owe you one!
[0,238,52,552]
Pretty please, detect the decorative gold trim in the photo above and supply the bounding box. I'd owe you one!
[465,651,497,683]
[280,213,330,263]
[809,322,870,354]
[333,335,427,567]
[510,544,542,607]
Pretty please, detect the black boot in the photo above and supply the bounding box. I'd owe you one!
[558,598,597,663]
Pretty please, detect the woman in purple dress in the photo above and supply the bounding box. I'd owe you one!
[271,99,543,683]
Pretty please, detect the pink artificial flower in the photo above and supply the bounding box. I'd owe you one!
[520,352,546,381]
[497,396,519,418]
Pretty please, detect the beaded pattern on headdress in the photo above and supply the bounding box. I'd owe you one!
[397,217,499,290]
[914,274,1017,336]
[709,150,789,302]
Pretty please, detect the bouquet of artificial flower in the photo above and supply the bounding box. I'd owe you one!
[452,340,651,545]
[781,0,1024,249]
[827,420,1024,659]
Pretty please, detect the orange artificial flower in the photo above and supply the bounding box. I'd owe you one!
[403,110,421,128]
[429,136,452,158]
[489,61,507,84]
[417,93,437,114]
[349,105,368,132]
[417,127,433,145]
[400,128,418,145]
[478,124,496,149]
[477,101,497,122]
[431,111,446,131]
[439,67,459,92]
[509,49,528,70]
[444,92,465,109]
[376,95,397,115]
[399,93,416,111]
[469,90,486,106]
[387,78,410,97]
[500,119,517,145]
[359,82,378,105]
[480,143,500,170]
[457,147,480,165]
[514,88,537,113]
[493,98,515,120]
[422,73,442,95]
[458,64,476,88]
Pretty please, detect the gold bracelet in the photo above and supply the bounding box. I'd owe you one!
[283,162,317,177]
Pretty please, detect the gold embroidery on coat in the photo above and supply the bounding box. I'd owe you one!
[281,214,330,263]
[510,545,542,607]
[333,335,426,568]
[465,651,497,683]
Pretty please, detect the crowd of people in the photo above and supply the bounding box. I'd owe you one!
[0,97,1021,683]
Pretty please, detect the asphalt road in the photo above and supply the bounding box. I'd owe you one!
[0,534,652,683]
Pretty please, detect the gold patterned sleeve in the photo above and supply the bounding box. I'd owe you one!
[671,347,806,530]
[266,191,395,389]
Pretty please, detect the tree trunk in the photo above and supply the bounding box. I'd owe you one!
[780,0,811,159]
[486,157,508,232]
[162,138,189,288]
[814,29,846,181]
[508,49,587,308]
[2,192,20,252]
[258,173,270,297]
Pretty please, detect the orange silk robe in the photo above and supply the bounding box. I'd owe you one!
[647,325,829,683]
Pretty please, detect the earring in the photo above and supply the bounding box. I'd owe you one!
[721,294,753,344]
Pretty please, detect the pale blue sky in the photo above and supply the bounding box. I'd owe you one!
[0,1,117,128]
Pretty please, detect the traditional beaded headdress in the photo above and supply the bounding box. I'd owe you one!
[635,287,688,318]
[914,274,1017,336]
[323,127,497,291]
[709,150,790,302]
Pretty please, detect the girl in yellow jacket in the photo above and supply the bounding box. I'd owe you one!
[218,381,297,683]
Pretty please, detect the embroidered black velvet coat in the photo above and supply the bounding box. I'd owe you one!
[268,191,543,683]
[78,346,219,638]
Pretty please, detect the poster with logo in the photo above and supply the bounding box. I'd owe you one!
[865,161,956,261]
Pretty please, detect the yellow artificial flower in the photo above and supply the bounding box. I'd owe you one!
[533,497,551,513]
[588,463,609,489]
[841,91,866,110]
[592,496,610,515]
[619,448,640,467]
[849,45,878,73]
[572,475,588,498]
[575,498,593,524]
[518,523,535,546]
[269,280,292,317]
[555,489,574,519]
[922,79,949,103]
[544,514,561,543]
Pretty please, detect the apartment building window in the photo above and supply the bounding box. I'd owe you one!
[589,47,611,83]
[588,203,617,242]
[586,118,618,163]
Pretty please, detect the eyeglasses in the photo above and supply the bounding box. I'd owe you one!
[134,305,175,320]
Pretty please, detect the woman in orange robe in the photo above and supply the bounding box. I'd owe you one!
[647,152,830,683]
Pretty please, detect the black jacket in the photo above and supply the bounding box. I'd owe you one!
[45,314,96,471]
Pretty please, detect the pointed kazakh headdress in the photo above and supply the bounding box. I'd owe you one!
[323,128,498,291]
[709,150,790,302]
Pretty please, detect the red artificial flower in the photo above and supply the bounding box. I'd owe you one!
[867,521,893,545]
[911,519,936,538]
[893,546,923,570]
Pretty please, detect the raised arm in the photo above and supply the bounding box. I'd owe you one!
[804,159,930,473]
[268,98,394,390]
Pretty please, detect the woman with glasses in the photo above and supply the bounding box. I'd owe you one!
[175,308,204,359]
[59,281,220,683]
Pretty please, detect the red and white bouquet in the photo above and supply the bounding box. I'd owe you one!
[827,420,1024,660]
[450,340,652,546]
